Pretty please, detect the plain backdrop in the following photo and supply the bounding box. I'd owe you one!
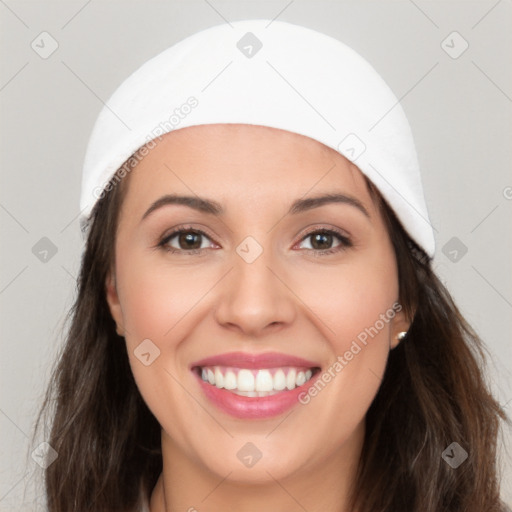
[1,1,511,510]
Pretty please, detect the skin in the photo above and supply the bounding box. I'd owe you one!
[105,124,410,512]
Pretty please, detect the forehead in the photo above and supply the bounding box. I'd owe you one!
[121,124,373,214]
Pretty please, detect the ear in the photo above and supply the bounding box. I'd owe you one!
[105,269,125,336]
[389,306,413,350]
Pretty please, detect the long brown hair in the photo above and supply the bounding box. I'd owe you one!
[32,155,510,512]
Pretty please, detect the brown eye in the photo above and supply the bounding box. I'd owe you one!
[176,232,203,250]
[309,232,334,250]
[297,228,352,255]
[159,228,213,254]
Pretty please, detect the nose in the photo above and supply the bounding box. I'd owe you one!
[214,246,296,337]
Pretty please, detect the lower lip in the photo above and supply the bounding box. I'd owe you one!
[193,370,319,419]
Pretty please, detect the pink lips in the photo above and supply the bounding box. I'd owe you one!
[191,351,321,419]
[191,351,320,369]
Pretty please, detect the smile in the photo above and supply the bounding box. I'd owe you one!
[197,366,316,396]
[190,351,322,419]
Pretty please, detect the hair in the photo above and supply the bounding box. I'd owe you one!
[32,153,510,512]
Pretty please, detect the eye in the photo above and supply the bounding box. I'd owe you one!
[157,225,352,256]
[295,227,352,255]
[158,227,214,254]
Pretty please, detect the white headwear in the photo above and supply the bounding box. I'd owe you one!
[80,18,435,257]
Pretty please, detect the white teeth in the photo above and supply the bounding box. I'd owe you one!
[199,366,316,393]
[237,369,255,392]
[233,390,258,397]
[233,390,280,397]
[273,369,286,390]
[286,369,296,390]
[214,367,224,388]
[224,370,237,390]
[255,369,273,392]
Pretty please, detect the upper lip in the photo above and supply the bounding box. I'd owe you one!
[191,351,321,370]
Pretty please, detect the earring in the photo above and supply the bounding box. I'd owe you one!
[397,331,407,341]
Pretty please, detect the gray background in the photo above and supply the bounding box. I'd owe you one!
[1,0,511,509]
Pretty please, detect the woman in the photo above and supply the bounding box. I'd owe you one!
[33,19,509,512]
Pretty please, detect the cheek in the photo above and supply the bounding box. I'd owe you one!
[117,253,213,341]
[297,252,399,352]
[293,252,398,423]
[114,253,219,433]
[116,259,198,446]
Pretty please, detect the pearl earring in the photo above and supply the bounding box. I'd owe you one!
[397,331,407,341]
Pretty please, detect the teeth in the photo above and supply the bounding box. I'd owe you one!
[273,369,286,390]
[232,390,280,397]
[199,366,316,393]
[286,369,296,390]
[214,367,224,388]
[255,369,273,392]
[237,369,254,392]
[224,370,237,390]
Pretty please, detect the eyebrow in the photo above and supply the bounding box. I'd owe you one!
[141,192,370,223]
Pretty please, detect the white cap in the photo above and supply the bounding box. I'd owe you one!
[80,18,435,257]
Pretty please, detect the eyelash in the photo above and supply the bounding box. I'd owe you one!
[157,225,353,257]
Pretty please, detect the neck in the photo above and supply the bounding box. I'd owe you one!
[149,422,365,512]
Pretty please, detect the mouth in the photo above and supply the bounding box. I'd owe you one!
[190,352,322,419]
[193,365,320,396]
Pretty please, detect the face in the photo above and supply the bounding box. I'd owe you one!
[105,124,409,486]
